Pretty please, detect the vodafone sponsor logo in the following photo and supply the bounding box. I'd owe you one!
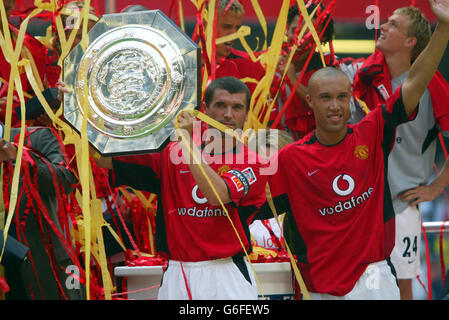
[192,185,207,204]
[177,206,227,218]
[178,185,227,218]
[318,174,374,216]
[332,174,355,196]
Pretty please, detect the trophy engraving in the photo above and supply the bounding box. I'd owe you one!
[64,10,201,156]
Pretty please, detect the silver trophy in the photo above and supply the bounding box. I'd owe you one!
[63,10,201,156]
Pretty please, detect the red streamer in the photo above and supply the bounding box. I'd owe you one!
[0,276,10,294]
[270,45,316,130]
[439,222,446,284]
[270,0,336,130]
[421,222,432,300]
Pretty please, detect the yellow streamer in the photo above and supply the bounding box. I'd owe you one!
[0,76,33,98]
[53,0,113,300]
[119,186,157,254]
[178,0,185,32]
[258,5,319,129]
[175,108,265,299]
[245,0,291,131]
[184,0,312,300]
[296,0,326,67]
[0,5,43,269]
[249,0,267,51]
[266,183,311,300]
[34,0,57,12]
[215,25,251,45]
[205,0,216,77]
[355,97,371,115]
[0,0,328,300]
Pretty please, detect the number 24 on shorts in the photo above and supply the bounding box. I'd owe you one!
[402,236,417,258]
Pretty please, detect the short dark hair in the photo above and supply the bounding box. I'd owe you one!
[217,0,244,15]
[287,2,334,44]
[204,77,251,111]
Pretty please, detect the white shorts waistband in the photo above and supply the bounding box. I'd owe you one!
[168,257,240,269]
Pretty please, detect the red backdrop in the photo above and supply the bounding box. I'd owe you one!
[14,0,437,23]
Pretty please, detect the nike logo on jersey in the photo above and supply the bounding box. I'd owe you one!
[180,170,190,174]
[307,169,319,176]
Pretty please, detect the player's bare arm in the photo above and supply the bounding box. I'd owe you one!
[401,0,449,116]
[90,145,113,169]
[398,157,449,206]
[176,110,232,206]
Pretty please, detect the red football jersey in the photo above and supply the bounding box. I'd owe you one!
[0,24,60,127]
[266,87,413,296]
[111,141,268,262]
[215,48,266,95]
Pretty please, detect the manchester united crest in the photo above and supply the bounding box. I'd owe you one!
[354,145,369,160]
[217,165,231,176]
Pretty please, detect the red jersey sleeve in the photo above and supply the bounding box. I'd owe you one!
[222,162,267,207]
[382,85,417,127]
[428,71,449,132]
[265,149,291,215]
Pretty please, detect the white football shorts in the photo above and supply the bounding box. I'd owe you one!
[390,206,422,279]
[157,256,258,300]
[309,260,400,300]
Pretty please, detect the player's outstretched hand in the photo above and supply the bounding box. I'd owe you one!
[176,110,196,138]
[0,139,17,162]
[430,0,449,25]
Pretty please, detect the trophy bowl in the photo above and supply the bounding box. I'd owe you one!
[63,10,201,156]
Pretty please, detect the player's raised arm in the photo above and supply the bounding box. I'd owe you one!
[402,0,449,116]
[176,110,232,206]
